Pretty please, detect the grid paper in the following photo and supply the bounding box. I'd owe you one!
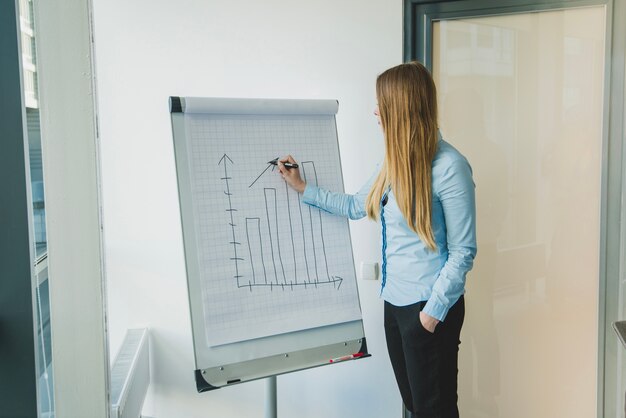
[183,111,362,347]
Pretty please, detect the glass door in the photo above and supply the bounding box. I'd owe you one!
[432,7,606,417]
[400,2,613,417]
[1,0,54,416]
[19,0,55,415]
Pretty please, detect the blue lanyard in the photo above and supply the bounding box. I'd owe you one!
[380,188,390,296]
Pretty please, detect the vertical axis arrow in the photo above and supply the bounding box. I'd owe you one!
[219,154,243,287]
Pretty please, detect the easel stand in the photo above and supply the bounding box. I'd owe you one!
[265,376,277,418]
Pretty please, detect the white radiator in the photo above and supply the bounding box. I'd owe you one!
[110,328,150,418]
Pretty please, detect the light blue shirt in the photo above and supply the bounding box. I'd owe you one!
[302,137,477,322]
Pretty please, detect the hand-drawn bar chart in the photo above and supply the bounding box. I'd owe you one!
[179,101,362,347]
[222,155,343,292]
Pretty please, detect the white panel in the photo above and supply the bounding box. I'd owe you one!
[35,0,110,416]
[433,7,605,418]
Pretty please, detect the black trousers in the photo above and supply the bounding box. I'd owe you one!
[384,296,465,418]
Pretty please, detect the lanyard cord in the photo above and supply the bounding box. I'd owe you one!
[380,188,390,296]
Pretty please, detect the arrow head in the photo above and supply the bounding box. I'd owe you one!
[218,154,234,165]
[332,276,344,290]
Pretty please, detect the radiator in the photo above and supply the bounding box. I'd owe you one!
[110,328,150,418]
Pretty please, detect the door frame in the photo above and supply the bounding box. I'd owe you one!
[403,0,626,417]
[33,0,111,416]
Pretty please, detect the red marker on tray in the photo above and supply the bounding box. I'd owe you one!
[329,352,365,363]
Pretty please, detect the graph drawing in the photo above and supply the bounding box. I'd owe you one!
[220,156,344,292]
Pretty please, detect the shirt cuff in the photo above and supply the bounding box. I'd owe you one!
[302,184,319,205]
[423,298,449,322]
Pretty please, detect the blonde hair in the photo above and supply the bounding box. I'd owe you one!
[366,61,439,250]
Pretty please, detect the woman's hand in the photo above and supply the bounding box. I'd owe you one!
[419,311,440,333]
[278,155,306,193]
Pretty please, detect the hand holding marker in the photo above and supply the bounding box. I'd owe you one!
[275,155,306,194]
[268,157,298,169]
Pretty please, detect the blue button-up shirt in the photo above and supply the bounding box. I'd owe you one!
[302,137,477,322]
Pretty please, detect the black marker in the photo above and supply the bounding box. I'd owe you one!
[268,157,299,169]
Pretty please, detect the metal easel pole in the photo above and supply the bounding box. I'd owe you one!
[265,376,277,418]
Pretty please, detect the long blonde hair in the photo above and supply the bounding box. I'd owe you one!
[366,61,439,250]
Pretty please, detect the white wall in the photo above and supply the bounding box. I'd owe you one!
[92,1,402,417]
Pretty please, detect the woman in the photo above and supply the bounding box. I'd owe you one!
[278,61,476,418]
